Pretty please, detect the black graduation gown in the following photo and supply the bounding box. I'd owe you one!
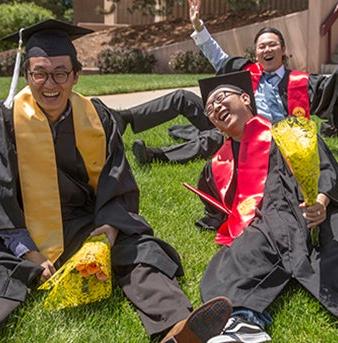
[159,57,338,163]
[198,137,338,316]
[0,98,185,314]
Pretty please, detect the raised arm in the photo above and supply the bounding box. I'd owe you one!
[188,0,229,72]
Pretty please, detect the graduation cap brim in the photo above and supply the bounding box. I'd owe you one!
[199,70,257,114]
[1,19,93,43]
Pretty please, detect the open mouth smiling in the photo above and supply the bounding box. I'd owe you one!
[263,56,274,61]
[42,91,60,98]
[219,111,230,121]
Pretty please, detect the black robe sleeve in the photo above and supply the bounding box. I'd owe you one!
[0,104,26,230]
[308,71,338,126]
[317,136,338,204]
[92,99,153,236]
[216,56,251,75]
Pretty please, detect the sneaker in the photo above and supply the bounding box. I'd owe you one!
[207,317,271,343]
[132,140,153,164]
[161,296,232,343]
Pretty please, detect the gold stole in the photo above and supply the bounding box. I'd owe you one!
[13,86,106,262]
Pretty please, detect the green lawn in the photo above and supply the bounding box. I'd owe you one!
[0,77,338,342]
[0,74,210,99]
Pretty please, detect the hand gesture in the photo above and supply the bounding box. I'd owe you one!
[188,0,203,31]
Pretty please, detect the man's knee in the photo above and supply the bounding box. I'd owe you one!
[170,89,201,106]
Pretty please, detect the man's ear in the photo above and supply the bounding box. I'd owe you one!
[71,71,79,85]
[241,93,251,106]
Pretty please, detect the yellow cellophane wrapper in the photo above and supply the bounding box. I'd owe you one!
[272,117,320,245]
[38,234,112,310]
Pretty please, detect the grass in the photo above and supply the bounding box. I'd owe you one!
[1,78,338,342]
[0,74,210,99]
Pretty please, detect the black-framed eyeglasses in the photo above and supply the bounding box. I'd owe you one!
[205,90,241,117]
[28,70,74,85]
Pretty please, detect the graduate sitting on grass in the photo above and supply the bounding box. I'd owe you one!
[186,70,338,343]
[0,19,233,342]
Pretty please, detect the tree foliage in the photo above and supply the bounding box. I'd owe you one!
[0,0,72,21]
[0,2,55,51]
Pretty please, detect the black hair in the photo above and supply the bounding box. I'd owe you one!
[254,27,286,48]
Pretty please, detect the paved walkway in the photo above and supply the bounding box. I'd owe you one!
[95,86,200,109]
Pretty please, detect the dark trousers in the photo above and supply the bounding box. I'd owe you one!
[115,263,192,336]
[127,89,224,163]
[0,241,42,327]
[129,89,213,133]
[161,128,224,163]
[0,239,191,336]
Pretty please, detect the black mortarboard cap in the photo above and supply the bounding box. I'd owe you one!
[199,70,256,114]
[2,19,93,59]
[2,20,93,109]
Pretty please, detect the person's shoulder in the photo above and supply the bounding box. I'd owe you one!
[217,57,251,75]
[90,97,122,136]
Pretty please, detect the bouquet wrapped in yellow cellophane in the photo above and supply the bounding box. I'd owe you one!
[271,116,320,246]
[38,234,112,310]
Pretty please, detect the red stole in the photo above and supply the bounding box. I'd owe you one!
[244,63,310,118]
[211,116,272,246]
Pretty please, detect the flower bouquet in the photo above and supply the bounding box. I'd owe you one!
[271,116,320,246]
[39,234,112,310]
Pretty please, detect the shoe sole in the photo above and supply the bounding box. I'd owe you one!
[162,296,232,343]
[208,332,271,343]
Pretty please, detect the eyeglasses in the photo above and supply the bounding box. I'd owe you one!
[205,91,241,117]
[28,70,74,85]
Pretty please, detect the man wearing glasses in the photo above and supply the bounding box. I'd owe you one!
[192,71,338,343]
[0,20,232,341]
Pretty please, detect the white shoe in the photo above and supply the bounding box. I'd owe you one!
[207,317,272,343]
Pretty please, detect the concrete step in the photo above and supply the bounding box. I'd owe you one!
[320,64,338,74]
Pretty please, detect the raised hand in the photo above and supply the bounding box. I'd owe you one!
[188,0,204,31]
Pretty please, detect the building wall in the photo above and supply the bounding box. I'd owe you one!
[112,0,154,25]
[74,0,104,24]
[74,0,307,26]
[307,0,338,71]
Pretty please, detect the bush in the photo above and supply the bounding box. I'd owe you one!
[244,47,256,63]
[168,50,214,74]
[0,50,18,76]
[97,47,156,73]
[0,2,55,51]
